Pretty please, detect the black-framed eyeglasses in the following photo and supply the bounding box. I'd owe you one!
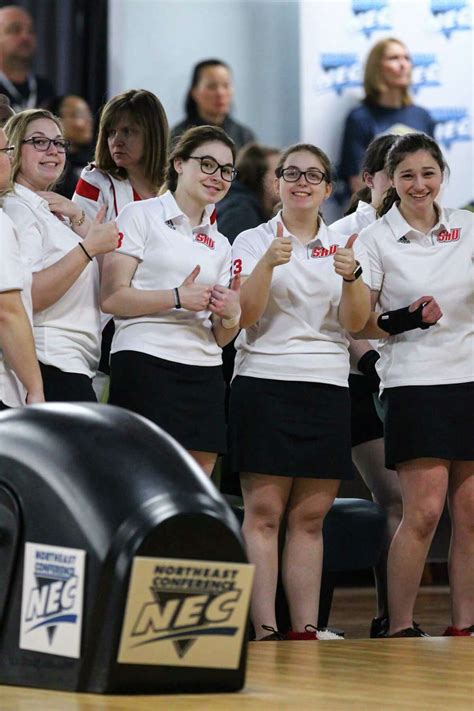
[0,145,15,155]
[22,137,70,153]
[277,166,328,185]
[188,155,238,182]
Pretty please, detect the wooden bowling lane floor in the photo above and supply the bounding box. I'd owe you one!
[1,587,472,710]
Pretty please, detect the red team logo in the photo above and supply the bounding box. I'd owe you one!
[310,245,337,258]
[195,233,215,249]
[437,228,461,243]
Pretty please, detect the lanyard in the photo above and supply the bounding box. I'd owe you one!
[0,72,37,111]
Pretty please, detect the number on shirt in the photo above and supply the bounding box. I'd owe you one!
[233,258,243,276]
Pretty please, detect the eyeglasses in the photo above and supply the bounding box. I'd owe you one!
[277,167,328,185]
[22,137,70,153]
[188,155,238,182]
[0,145,14,155]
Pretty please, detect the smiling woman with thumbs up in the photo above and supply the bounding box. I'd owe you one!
[101,126,240,475]
[3,109,120,402]
[228,143,371,640]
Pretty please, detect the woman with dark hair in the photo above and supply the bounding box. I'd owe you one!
[73,89,169,221]
[44,94,94,199]
[217,142,280,243]
[229,143,371,640]
[356,133,474,637]
[332,133,402,638]
[101,125,241,476]
[171,59,255,151]
[3,109,119,401]
[339,38,435,194]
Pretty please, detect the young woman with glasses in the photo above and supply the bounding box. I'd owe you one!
[0,124,43,408]
[229,143,371,640]
[3,109,120,401]
[101,126,241,475]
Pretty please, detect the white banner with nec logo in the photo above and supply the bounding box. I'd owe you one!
[300,0,474,210]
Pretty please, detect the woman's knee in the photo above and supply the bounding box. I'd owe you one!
[404,502,443,539]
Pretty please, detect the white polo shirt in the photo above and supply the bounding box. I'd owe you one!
[4,184,102,378]
[72,164,139,221]
[0,208,33,406]
[331,201,376,237]
[358,203,474,388]
[231,212,371,386]
[112,190,232,366]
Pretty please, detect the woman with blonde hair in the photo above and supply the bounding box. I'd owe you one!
[3,109,119,401]
[339,37,435,195]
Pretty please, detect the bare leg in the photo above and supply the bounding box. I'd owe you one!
[387,458,448,635]
[352,437,402,618]
[447,460,474,629]
[188,450,217,477]
[240,473,293,638]
[282,477,340,632]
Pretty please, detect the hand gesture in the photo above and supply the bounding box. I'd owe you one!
[82,207,121,257]
[409,295,443,326]
[38,191,83,223]
[209,273,241,320]
[263,222,292,268]
[334,233,358,279]
[178,265,213,311]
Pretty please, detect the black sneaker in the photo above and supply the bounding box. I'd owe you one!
[255,625,286,641]
[370,617,389,638]
[389,626,430,638]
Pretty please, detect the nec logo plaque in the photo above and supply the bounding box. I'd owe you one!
[118,557,254,669]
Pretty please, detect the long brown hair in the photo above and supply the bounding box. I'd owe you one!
[364,38,412,107]
[94,89,169,191]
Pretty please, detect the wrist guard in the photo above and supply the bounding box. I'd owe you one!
[377,303,432,336]
[357,349,380,393]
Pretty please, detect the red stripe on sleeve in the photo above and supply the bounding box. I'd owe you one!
[75,178,100,202]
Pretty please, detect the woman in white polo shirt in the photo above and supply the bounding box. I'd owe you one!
[356,132,474,638]
[0,125,43,408]
[229,143,371,640]
[4,109,120,401]
[332,133,401,638]
[101,125,241,476]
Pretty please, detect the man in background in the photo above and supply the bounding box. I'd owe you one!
[0,5,55,111]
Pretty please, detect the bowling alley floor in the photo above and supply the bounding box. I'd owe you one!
[2,586,473,710]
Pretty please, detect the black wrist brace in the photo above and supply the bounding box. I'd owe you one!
[357,349,380,378]
[377,303,431,336]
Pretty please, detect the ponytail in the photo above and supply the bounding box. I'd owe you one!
[344,186,371,216]
[377,186,399,217]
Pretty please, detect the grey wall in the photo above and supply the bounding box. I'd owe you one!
[108,0,300,149]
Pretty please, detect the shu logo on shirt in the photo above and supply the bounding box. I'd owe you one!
[310,245,337,258]
[398,236,411,244]
[194,233,215,250]
[437,228,461,243]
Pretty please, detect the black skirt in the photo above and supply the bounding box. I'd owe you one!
[383,382,474,469]
[109,350,227,453]
[349,374,384,447]
[40,362,97,402]
[228,375,353,479]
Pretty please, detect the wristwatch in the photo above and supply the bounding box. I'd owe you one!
[343,260,363,282]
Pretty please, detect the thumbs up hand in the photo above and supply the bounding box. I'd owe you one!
[178,265,213,311]
[263,222,292,268]
[82,207,121,257]
[209,272,241,323]
[333,233,359,280]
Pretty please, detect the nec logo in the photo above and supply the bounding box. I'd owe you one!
[318,54,361,95]
[311,245,337,258]
[350,0,392,38]
[194,233,215,249]
[430,0,472,38]
[432,107,471,149]
[437,228,461,242]
[410,54,441,94]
